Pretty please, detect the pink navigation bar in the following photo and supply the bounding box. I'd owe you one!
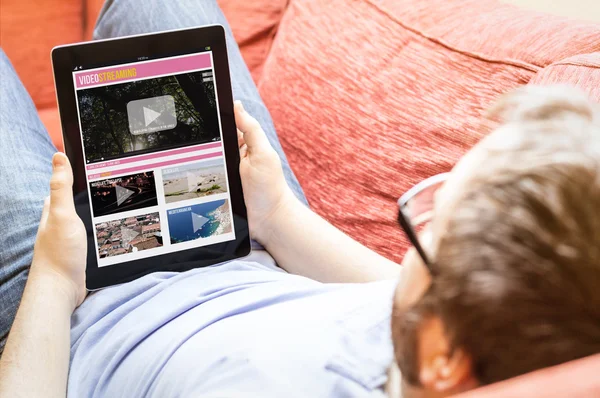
[88,151,223,180]
[74,53,212,89]
[86,142,222,171]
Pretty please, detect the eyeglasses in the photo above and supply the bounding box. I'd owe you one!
[397,173,450,270]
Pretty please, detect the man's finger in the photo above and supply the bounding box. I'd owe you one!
[234,101,268,151]
[239,144,248,159]
[237,129,245,148]
[49,152,75,214]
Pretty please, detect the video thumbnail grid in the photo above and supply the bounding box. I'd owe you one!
[91,157,232,260]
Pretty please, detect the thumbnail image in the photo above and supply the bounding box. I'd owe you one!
[167,199,232,245]
[90,171,158,217]
[162,158,227,204]
[77,70,220,164]
[96,212,163,258]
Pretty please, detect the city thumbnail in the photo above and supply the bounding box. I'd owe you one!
[96,212,163,258]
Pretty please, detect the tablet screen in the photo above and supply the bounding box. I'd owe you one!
[72,50,236,268]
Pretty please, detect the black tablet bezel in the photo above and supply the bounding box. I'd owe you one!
[52,25,250,290]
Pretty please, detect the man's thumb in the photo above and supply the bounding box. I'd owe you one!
[234,101,268,151]
[49,152,75,213]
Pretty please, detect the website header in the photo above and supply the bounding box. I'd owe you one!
[73,52,212,89]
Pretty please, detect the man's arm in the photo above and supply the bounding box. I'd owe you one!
[262,197,401,283]
[0,153,87,398]
[235,102,401,283]
[0,270,77,398]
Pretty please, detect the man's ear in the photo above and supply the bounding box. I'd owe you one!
[418,317,477,393]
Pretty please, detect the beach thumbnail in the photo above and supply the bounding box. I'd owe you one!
[96,212,163,258]
[162,158,227,204]
[167,199,232,244]
[90,171,158,217]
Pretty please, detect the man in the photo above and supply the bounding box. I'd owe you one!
[389,86,600,396]
[0,1,599,398]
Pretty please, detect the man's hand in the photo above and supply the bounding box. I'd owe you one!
[234,101,400,282]
[235,101,297,244]
[31,152,87,311]
[0,153,87,398]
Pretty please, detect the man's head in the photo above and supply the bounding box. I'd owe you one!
[391,86,600,397]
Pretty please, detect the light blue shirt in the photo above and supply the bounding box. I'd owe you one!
[68,251,397,397]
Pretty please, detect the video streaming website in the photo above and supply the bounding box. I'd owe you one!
[73,51,236,267]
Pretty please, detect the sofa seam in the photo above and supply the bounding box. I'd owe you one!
[545,61,600,69]
[363,0,541,74]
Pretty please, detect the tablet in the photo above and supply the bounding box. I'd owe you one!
[52,26,250,290]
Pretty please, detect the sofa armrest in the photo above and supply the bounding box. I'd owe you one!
[452,353,600,398]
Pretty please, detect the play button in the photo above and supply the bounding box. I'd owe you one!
[121,226,139,245]
[143,106,162,127]
[187,171,201,192]
[127,95,177,135]
[191,212,209,233]
[116,185,134,206]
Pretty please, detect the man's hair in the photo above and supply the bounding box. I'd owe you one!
[394,86,600,386]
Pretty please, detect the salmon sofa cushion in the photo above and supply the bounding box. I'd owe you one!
[258,0,600,262]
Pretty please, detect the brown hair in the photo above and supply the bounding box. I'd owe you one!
[394,86,600,385]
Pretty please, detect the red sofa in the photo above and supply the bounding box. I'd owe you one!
[1,0,599,396]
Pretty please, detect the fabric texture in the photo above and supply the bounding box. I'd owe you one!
[528,52,600,102]
[453,352,600,398]
[258,0,600,262]
[69,253,396,397]
[38,108,65,152]
[218,0,289,82]
[85,0,107,40]
[0,0,83,110]
[0,50,57,354]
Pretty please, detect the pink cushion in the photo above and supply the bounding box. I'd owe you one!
[258,0,600,262]
[85,0,106,40]
[38,107,64,152]
[529,52,600,102]
[0,0,83,110]
[451,353,600,398]
[218,0,289,82]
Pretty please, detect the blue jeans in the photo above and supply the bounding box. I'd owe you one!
[0,0,306,355]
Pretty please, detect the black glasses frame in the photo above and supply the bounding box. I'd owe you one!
[397,208,431,267]
[397,173,449,271]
